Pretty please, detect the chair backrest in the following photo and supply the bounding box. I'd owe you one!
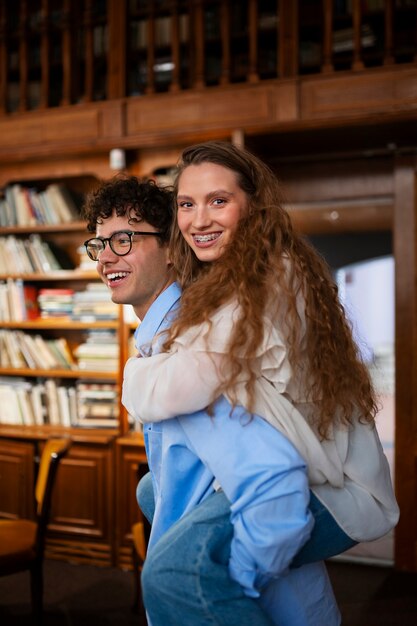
[35,438,72,558]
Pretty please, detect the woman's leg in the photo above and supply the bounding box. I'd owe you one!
[290,491,357,567]
[136,471,155,524]
[137,473,353,624]
[137,472,356,566]
[141,488,274,626]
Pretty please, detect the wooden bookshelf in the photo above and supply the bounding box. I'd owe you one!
[0,171,139,566]
[0,0,415,575]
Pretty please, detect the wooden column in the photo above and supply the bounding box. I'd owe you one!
[278,0,298,78]
[193,0,205,88]
[83,0,94,102]
[0,1,6,113]
[39,0,50,109]
[18,0,28,111]
[107,0,127,99]
[247,0,259,83]
[61,0,74,106]
[322,0,334,73]
[393,155,417,572]
[220,0,231,86]
[146,1,156,94]
[170,0,180,92]
[384,0,394,66]
[351,0,364,70]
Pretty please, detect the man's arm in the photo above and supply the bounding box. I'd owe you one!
[177,398,314,597]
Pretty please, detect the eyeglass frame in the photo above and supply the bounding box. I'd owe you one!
[84,230,163,261]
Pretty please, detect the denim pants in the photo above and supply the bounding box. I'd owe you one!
[138,472,355,626]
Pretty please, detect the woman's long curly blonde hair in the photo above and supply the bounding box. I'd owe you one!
[164,141,377,438]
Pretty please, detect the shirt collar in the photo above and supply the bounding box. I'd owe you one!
[135,281,182,346]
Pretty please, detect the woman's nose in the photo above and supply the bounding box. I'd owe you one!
[192,206,211,229]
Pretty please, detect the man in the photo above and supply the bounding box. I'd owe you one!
[83,175,340,626]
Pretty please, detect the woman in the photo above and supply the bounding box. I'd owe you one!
[123,141,399,621]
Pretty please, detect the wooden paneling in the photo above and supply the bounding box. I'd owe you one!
[288,197,393,235]
[0,440,35,519]
[48,442,113,540]
[126,86,267,133]
[0,67,417,162]
[301,68,417,120]
[115,434,148,569]
[0,434,116,566]
[393,156,417,571]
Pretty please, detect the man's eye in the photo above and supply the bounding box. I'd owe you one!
[115,235,130,245]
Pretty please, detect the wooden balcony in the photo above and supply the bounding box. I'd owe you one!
[0,0,416,112]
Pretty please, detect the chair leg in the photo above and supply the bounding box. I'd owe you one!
[30,561,43,626]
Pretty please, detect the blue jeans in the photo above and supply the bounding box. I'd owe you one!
[138,473,355,626]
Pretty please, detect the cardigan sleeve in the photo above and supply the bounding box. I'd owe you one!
[122,300,292,424]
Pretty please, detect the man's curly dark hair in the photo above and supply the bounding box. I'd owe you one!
[83,175,174,244]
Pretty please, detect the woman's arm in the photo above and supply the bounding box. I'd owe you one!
[122,347,224,422]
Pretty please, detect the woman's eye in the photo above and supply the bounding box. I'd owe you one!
[178,201,192,209]
[213,198,225,206]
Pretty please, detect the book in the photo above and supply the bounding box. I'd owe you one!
[16,385,36,425]
[2,329,26,368]
[23,284,39,320]
[0,384,23,424]
[15,331,39,369]
[44,183,80,223]
[44,378,61,425]
[33,334,62,369]
[57,385,72,427]
[30,383,48,426]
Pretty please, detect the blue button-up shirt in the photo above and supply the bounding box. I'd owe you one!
[135,282,340,626]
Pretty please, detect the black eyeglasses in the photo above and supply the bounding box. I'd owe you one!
[84,230,163,261]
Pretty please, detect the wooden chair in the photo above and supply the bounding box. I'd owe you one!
[0,437,71,626]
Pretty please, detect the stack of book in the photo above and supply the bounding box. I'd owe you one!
[38,288,74,319]
[73,329,119,372]
[0,329,76,370]
[76,244,98,271]
[72,283,119,321]
[0,183,80,227]
[74,381,119,428]
[0,279,39,322]
[0,377,119,428]
[0,234,68,274]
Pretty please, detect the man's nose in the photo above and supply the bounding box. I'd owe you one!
[97,241,118,264]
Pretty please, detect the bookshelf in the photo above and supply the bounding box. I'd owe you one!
[0,175,134,434]
[0,172,144,567]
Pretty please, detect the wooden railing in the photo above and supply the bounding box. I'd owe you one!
[0,0,415,114]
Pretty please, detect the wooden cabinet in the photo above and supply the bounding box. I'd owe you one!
[0,430,118,566]
[0,438,35,519]
[45,433,116,566]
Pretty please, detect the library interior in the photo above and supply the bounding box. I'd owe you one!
[0,1,417,625]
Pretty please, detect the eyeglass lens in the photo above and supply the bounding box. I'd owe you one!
[86,232,133,260]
